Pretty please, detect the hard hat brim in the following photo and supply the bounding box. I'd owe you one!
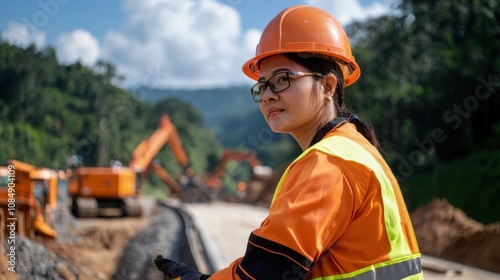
[242,49,360,86]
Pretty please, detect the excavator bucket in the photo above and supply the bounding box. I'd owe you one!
[33,214,57,239]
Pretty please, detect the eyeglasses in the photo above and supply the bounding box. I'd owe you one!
[250,71,323,102]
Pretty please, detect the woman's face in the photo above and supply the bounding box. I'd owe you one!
[257,54,330,143]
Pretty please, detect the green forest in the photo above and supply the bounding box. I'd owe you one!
[1,0,498,223]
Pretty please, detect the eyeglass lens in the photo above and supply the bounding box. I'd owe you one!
[251,72,291,102]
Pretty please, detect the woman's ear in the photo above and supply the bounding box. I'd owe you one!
[322,73,337,97]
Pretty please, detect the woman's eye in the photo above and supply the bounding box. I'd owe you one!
[276,75,288,83]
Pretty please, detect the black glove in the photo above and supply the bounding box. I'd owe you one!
[154,255,211,280]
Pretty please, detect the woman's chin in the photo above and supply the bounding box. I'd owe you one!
[268,124,288,134]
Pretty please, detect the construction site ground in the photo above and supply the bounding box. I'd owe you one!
[1,197,499,280]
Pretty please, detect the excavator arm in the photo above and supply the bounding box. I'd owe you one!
[129,114,196,195]
[129,115,190,173]
[150,160,182,194]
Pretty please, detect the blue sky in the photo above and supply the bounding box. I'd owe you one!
[0,0,392,89]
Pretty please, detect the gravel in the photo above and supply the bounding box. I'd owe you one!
[112,203,192,280]
[3,237,80,280]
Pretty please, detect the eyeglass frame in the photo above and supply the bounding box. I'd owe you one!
[250,71,324,103]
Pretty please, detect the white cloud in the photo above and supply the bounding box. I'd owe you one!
[1,22,46,49]
[305,0,390,26]
[101,0,259,89]
[244,29,262,56]
[55,29,100,66]
[0,0,392,90]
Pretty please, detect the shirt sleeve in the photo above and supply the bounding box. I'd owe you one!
[210,150,359,280]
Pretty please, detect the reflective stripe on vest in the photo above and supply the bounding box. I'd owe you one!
[313,256,422,280]
[271,135,423,279]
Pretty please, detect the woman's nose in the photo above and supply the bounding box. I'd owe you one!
[260,87,279,103]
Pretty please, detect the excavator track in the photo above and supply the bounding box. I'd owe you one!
[71,196,144,218]
[71,197,98,218]
[122,197,144,217]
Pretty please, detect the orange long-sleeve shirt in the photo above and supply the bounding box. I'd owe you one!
[210,123,421,279]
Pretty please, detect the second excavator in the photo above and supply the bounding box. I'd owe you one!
[203,148,273,202]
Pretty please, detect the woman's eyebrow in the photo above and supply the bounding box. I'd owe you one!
[258,68,291,82]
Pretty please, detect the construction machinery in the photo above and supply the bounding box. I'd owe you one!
[129,114,193,195]
[68,165,143,217]
[0,160,67,241]
[203,148,273,202]
[129,114,212,203]
[69,114,211,217]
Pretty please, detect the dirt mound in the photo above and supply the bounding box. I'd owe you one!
[411,198,500,273]
[443,223,500,273]
[0,208,151,280]
[0,209,88,280]
[40,216,150,280]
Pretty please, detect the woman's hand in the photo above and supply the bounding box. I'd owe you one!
[154,255,211,280]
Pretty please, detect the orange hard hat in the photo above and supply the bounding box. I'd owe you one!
[242,5,360,86]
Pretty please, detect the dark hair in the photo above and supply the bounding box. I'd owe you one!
[283,53,380,149]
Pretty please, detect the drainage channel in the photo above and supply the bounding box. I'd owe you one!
[113,199,215,280]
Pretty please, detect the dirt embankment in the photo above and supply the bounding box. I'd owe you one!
[411,198,500,273]
[1,208,151,280]
[42,217,150,279]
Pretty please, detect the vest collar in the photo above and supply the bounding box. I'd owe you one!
[309,116,349,147]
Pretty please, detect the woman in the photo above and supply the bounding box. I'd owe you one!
[155,5,422,279]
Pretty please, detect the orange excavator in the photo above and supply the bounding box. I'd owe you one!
[129,115,211,203]
[68,165,141,217]
[69,114,211,217]
[0,160,67,241]
[129,114,194,196]
[203,148,273,202]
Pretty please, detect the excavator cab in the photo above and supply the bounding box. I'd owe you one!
[31,169,58,214]
[69,166,143,218]
[56,170,69,208]
[29,168,59,238]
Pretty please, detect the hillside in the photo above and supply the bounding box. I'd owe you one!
[130,86,258,131]
[0,43,222,177]
[128,87,295,167]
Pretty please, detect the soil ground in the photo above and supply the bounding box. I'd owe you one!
[0,197,156,280]
[46,216,150,279]
[1,214,150,280]
[1,197,499,279]
[411,198,500,273]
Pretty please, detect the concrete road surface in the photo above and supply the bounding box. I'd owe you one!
[181,200,500,279]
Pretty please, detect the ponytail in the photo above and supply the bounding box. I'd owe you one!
[345,113,380,150]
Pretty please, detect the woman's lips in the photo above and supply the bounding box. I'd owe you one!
[267,107,284,117]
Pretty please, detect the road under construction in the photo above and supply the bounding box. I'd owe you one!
[176,200,500,280]
[1,196,499,280]
[1,114,499,279]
